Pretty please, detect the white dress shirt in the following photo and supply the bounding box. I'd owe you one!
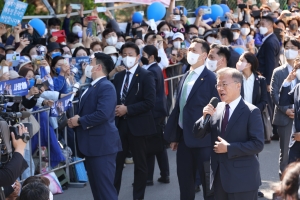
[81,76,106,98]
[158,48,169,70]
[120,63,139,97]
[243,73,255,104]
[262,32,273,43]
[227,96,242,120]
[142,62,155,70]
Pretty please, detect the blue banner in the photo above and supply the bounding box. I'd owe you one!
[0,0,28,27]
[0,78,28,96]
[50,94,72,117]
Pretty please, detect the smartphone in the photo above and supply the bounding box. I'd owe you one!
[136,30,143,39]
[179,7,184,16]
[238,4,253,9]
[285,13,292,17]
[34,83,43,99]
[203,8,212,14]
[6,53,20,67]
[96,7,106,12]
[251,10,261,18]
[70,4,81,10]
[219,16,228,21]
[173,15,181,21]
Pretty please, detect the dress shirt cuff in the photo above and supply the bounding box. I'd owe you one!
[282,80,292,87]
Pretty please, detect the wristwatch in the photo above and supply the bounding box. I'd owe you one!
[77,117,81,125]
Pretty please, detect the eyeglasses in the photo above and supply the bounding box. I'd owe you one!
[215,81,237,89]
[291,10,300,13]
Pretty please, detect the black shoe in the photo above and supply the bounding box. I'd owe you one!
[258,191,264,198]
[265,140,271,144]
[195,185,201,193]
[146,180,154,186]
[271,135,279,141]
[157,176,170,183]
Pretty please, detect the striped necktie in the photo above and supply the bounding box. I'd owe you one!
[121,71,131,104]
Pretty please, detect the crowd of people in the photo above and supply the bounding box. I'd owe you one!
[3,0,300,199]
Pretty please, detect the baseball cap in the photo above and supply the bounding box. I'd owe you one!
[103,46,118,55]
[172,32,184,40]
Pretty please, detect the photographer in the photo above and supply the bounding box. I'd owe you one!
[0,125,29,200]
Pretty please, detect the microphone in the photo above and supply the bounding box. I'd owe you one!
[203,97,219,126]
[70,82,80,102]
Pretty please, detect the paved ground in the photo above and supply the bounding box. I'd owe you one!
[55,140,280,200]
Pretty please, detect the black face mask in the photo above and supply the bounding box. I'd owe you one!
[141,56,149,65]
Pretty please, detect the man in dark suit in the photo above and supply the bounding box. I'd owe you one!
[141,45,169,185]
[68,53,122,200]
[113,42,156,200]
[164,38,218,200]
[270,37,300,175]
[194,68,264,200]
[256,14,280,141]
[217,28,240,68]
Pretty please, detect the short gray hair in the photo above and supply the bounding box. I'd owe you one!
[216,68,243,84]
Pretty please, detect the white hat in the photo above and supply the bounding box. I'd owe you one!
[172,32,184,41]
[103,46,118,55]
[19,56,32,71]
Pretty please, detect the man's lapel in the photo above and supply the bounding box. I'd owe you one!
[224,99,245,138]
[186,67,208,103]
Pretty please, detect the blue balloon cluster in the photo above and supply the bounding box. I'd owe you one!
[132,12,143,23]
[195,4,230,21]
[147,2,166,22]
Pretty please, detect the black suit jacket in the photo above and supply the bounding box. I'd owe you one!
[114,66,156,136]
[228,46,240,68]
[147,63,168,118]
[256,33,280,85]
[241,73,268,112]
[194,99,264,193]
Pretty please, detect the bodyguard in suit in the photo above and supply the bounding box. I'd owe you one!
[164,38,218,200]
[279,60,300,164]
[67,53,122,200]
[141,45,169,185]
[113,42,156,200]
[194,68,264,200]
[270,37,300,175]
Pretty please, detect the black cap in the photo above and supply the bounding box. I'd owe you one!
[47,42,61,53]
[261,14,275,24]
[239,21,251,27]
[203,28,219,39]
[94,52,114,75]
[230,23,241,30]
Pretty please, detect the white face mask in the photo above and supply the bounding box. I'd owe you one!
[259,26,268,35]
[225,23,232,28]
[187,52,200,65]
[236,61,248,72]
[241,28,250,36]
[285,49,299,60]
[214,39,222,45]
[296,69,300,80]
[205,58,218,72]
[198,27,205,35]
[72,25,82,34]
[173,41,181,49]
[163,31,170,38]
[85,65,93,79]
[115,42,125,50]
[169,31,174,37]
[123,56,136,68]
[111,55,117,64]
[206,36,215,44]
[106,36,118,46]
[250,25,255,29]
[50,29,59,34]
[233,32,240,40]
[63,54,72,58]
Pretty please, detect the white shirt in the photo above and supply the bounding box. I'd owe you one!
[227,96,242,120]
[243,73,255,104]
[142,62,155,70]
[178,65,205,128]
[120,63,139,97]
[262,32,273,43]
[287,64,297,88]
[81,76,105,98]
[158,48,169,70]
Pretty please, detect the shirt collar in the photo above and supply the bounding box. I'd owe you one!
[243,73,254,81]
[287,63,293,72]
[91,76,105,86]
[191,64,205,75]
[126,63,139,74]
[262,33,273,43]
[143,62,156,70]
[227,96,242,111]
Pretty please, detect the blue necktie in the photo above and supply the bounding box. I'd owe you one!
[121,72,131,104]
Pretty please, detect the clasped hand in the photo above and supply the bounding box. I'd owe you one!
[68,115,80,128]
[214,136,229,153]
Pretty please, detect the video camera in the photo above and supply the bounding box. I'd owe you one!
[0,94,31,167]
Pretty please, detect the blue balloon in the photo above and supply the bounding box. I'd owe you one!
[209,5,224,21]
[195,6,210,20]
[176,6,187,16]
[147,2,166,22]
[132,12,143,23]
[220,4,230,15]
[234,47,245,55]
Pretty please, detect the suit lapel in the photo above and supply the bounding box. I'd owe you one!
[217,103,225,136]
[79,78,104,113]
[224,99,245,138]
[127,66,140,96]
[241,82,244,99]
[252,74,259,104]
[186,67,208,103]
